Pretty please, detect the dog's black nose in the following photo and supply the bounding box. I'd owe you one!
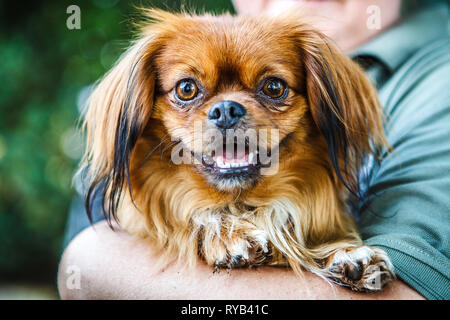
[208,101,246,129]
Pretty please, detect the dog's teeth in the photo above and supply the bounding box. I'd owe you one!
[214,157,252,169]
[216,157,225,168]
[219,160,230,168]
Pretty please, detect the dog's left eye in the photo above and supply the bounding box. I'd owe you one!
[175,79,199,101]
[261,78,287,100]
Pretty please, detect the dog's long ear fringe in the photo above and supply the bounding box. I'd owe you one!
[80,38,156,225]
[299,30,387,204]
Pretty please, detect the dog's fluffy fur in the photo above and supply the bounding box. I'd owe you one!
[81,10,394,291]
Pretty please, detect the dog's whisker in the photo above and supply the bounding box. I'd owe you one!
[160,140,180,159]
[137,134,172,168]
[138,125,193,167]
[252,124,304,128]
[272,118,307,124]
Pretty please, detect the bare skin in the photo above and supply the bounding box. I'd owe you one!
[58,221,423,299]
[232,0,402,52]
[58,0,425,300]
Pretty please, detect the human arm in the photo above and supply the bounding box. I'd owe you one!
[356,38,450,300]
[57,220,423,300]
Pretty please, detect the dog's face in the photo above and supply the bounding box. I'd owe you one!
[83,10,385,219]
[151,15,310,190]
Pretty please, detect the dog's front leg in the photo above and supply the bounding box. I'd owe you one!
[321,245,395,292]
[196,214,271,269]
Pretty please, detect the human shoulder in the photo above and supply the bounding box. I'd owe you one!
[380,37,450,112]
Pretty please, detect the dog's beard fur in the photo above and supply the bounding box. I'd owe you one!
[80,10,394,290]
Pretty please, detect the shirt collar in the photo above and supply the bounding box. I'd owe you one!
[350,3,449,73]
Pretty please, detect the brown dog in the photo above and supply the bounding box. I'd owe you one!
[81,9,394,292]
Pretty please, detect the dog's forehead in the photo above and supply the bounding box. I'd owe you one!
[155,15,302,89]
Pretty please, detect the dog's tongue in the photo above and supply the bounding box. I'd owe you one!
[213,147,249,166]
[226,148,248,163]
[218,150,248,162]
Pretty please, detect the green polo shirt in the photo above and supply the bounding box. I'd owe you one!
[351,3,450,299]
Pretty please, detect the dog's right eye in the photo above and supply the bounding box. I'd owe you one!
[175,79,199,101]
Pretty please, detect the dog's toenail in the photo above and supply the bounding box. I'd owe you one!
[345,263,363,281]
[231,255,243,265]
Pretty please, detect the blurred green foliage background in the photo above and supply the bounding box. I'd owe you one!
[0,0,234,288]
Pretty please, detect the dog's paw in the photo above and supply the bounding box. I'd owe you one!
[326,246,395,292]
[201,221,270,269]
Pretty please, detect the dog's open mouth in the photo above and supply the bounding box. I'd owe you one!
[186,134,280,190]
[203,144,260,174]
[193,140,273,177]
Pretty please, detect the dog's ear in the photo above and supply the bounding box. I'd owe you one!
[81,37,158,222]
[299,29,386,195]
